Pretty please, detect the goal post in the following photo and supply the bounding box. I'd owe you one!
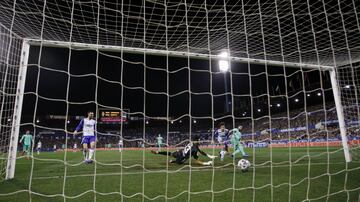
[330,69,352,163]
[5,40,30,180]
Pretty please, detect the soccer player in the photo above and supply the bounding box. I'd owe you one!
[118,138,123,152]
[74,111,96,163]
[36,140,42,155]
[53,144,57,152]
[73,143,78,152]
[151,135,216,166]
[19,130,33,159]
[214,122,229,161]
[156,134,164,151]
[230,126,248,158]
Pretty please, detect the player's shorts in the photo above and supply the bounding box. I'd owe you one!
[217,136,228,144]
[171,151,189,164]
[23,145,30,152]
[81,136,96,144]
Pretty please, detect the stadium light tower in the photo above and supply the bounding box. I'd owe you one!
[218,51,229,72]
[218,51,230,113]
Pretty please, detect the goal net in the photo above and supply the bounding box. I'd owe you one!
[0,0,360,201]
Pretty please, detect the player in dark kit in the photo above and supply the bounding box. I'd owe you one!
[151,135,217,166]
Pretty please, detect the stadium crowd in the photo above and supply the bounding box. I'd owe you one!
[21,103,360,151]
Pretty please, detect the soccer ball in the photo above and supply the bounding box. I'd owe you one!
[237,159,251,172]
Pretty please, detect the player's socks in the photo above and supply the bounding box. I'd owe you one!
[220,150,226,161]
[202,161,213,166]
[89,149,95,160]
[83,150,88,160]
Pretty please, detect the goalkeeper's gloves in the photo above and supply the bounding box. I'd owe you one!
[207,154,217,159]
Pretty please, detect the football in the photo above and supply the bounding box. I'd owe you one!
[237,159,251,172]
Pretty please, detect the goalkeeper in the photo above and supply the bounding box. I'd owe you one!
[151,135,217,166]
[230,126,248,158]
[19,130,33,159]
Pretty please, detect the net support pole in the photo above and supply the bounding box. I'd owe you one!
[5,40,30,179]
[329,69,352,162]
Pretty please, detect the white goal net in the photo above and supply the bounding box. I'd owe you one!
[0,0,360,201]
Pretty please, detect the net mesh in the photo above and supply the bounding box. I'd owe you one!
[0,0,359,66]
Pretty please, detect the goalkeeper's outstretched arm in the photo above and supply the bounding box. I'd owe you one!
[195,144,217,159]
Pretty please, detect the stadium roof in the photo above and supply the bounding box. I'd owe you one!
[0,0,359,67]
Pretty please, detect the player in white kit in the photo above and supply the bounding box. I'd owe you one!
[214,122,229,161]
[73,143,78,152]
[36,140,42,155]
[74,111,97,163]
[118,138,123,152]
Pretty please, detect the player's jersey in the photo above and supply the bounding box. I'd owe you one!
[172,142,206,164]
[215,129,229,143]
[118,140,123,145]
[53,145,57,149]
[37,142,42,148]
[75,118,96,136]
[230,128,241,142]
[20,134,32,145]
[156,136,163,143]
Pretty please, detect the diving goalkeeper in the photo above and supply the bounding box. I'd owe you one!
[151,135,217,166]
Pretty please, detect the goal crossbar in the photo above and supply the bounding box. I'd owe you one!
[25,39,334,71]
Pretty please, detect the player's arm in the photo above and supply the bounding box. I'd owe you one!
[225,129,230,138]
[74,119,84,135]
[195,144,217,159]
[19,135,24,143]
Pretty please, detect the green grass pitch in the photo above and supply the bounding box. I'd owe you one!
[0,147,359,202]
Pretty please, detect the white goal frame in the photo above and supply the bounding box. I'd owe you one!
[5,38,351,179]
[5,40,30,179]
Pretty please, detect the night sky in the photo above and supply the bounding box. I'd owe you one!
[21,45,334,126]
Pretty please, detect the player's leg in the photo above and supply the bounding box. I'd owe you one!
[224,140,229,153]
[238,142,248,157]
[88,137,96,161]
[25,145,31,159]
[21,145,26,156]
[231,144,241,158]
[82,137,89,162]
[151,150,173,156]
[193,159,213,166]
